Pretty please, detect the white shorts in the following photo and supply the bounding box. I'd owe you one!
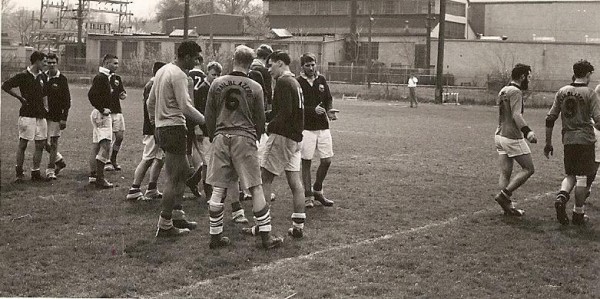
[91,109,112,143]
[111,113,125,132]
[199,137,213,165]
[18,117,47,141]
[260,134,301,175]
[301,129,334,160]
[595,127,600,163]
[47,121,61,138]
[142,135,164,160]
[495,135,530,157]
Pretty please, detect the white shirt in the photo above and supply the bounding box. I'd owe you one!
[408,76,418,88]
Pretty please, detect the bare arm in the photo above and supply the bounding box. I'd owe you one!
[146,80,157,125]
[205,83,216,141]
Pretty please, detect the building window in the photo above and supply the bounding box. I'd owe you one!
[446,1,466,17]
[445,21,465,39]
[100,40,117,59]
[358,42,379,64]
[145,42,160,59]
[122,41,138,59]
[331,1,348,15]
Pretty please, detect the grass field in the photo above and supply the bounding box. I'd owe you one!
[1,85,599,298]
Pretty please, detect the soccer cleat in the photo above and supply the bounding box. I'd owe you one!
[209,235,231,249]
[572,212,589,226]
[314,193,334,207]
[555,200,569,225]
[31,170,49,182]
[494,192,524,216]
[232,210,249,224]
[173,219,198,230]
[262,235,284,249]
[88,176,97,184]
[46,172,57,180]
[239,192,252,201]
[55,159,66,175]
[95,178,114,189]
[156,226,190,238]
[270,193,276,202]
[185,178,202,198]
[127,188,143,200]
[14,176,25,184]
[288,227,304,239]
[144,189,163,199]
[305,199,315,208]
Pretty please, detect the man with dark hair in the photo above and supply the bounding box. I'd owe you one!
[244,50,307,238]
[298,52,336,208]
[545,60,599,225]
[147,41,205,237]
[43,53,71,179]
[2,51,49,182]
[126,61,167,201]
[185,57,206,198]
[493,63,537,216]
[205,45,283,249]
[87,54,121,188]
[251,44,274,110]
[103,54,127,171]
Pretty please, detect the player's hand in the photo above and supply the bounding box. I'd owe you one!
[327,110,338,121]
[119,91,127,100]
[102,108,111,116]
[544,144,553,158]
[59,120,67,130]
[315,105,326,115]
[19,97,28,106]
[526,131,537,143]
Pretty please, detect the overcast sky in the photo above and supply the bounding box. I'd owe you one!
[16,0,161,19]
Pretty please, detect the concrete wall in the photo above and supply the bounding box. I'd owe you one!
[431,39,600,90]
[480,2,600,42]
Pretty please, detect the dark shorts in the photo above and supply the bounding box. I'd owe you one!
[155,125,187,155]
[564,144,595,176]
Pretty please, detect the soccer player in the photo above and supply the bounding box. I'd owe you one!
[205,45,283,249]
[545,60,599,225]
[298,53,336,208]
[88,54,120,188]
[147,41,205,237]
[245,50,307,238]
[408,74,418,108]
[43,53,71,180]
[493,63,537,216]
[185,59,207,197]
[250,44,273,110]
[104,55,127,171]
[126,62,167,201]
[2,51,49,182]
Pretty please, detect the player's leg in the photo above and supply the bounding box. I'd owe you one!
[205,134,233,248]
[286,170,306,238]
[572,145,594,225]
[15,138,28,182]
[128,158,153,200]
[496,153,513,196]
[301,130,317,207]
[313,129,334,206]
[185,135,203,197]
[230,181,249,224]
[145,158,164,199]
[31,119,48,181]
[46,136,59,179]
[95,138,113,188]
[107,130,124,171]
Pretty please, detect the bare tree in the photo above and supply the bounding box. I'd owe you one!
[217,0,253,15]
[1,0,14,14]
[4,8,36,46]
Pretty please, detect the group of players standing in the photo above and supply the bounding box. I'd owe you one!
[494,60,600,226]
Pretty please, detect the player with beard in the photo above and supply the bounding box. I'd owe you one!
[493,63,537,216]
[545,60,599,225]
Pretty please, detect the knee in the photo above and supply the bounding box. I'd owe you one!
[526,166,535,177]
[320,158,332,167]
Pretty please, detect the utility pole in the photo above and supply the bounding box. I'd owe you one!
[435,0,446,104]
[425,0,433,70]
[77,0,84,58]
[209,0,214,55]
[183,0,190,40]
[367,8,373,89]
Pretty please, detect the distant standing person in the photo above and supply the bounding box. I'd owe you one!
[545,60,599,226]
[126,61,166,201]
[251,44,274,110]
[147,41,206,237]
[493,63,536,216]
[408,74,418,108]
[1,51,49,182]
[87,54,120,188]
[104,56,127,171]
[205,45,283,249]
[297,53,336,208]
[43,53,71,180]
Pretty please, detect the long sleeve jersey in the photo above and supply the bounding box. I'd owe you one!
[496,83,529,140]
[546,83,600,145]
[88,68,112,112]
[297,74,332,131]
[2,67,47,118]
[45,71,71,122]
[205,71,265,141]
[108,74,125,114]
[146,63,205,128]
[267,72,304,142]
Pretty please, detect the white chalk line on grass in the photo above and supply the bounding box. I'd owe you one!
[149,190,555,298]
